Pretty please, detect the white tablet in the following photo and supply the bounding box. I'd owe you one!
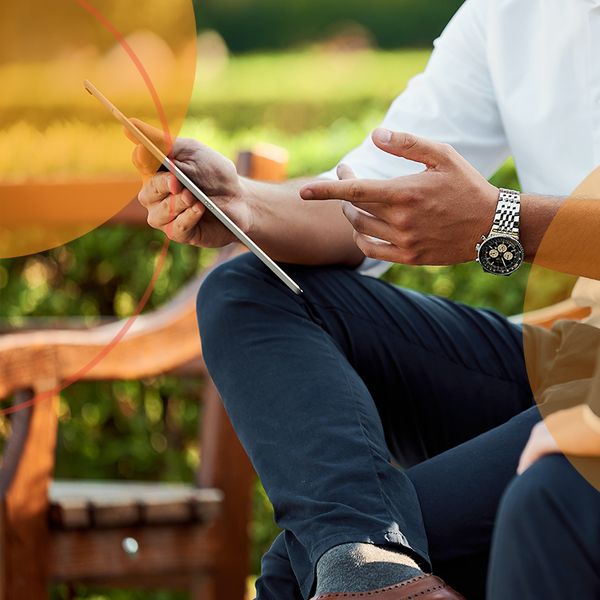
[84,80,303,295]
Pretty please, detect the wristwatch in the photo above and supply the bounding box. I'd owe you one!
[476,188,525,276]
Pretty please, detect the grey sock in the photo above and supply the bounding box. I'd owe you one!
[315,542,423,595]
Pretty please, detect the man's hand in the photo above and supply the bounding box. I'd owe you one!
[126,119,253,248]
[517,420,561,475]
[517,405,600,475]
[299,128,499,265]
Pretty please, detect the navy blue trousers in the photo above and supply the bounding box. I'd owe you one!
[488,454,600,599]
[197,254,600,599]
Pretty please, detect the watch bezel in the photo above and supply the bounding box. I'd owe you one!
[476,234,524,276]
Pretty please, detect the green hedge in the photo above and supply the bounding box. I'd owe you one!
[196,0,464,52]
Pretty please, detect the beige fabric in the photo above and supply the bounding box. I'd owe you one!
[583,404,600,435]
[572,278,600,328]
[524,321,600,418]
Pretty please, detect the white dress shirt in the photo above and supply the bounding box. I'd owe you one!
[323,0,600,320]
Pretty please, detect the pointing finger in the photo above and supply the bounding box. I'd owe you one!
[300,179,395,203]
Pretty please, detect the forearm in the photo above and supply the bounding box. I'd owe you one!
[524,193,600,281]
[520,193,564,261]
[242,176,365,267]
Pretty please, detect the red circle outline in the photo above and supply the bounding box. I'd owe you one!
[1,0,191,415]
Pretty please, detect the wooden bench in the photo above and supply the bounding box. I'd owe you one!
[0,147,286,600]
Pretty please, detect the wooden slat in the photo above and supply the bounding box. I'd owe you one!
[49,481,222,530]
[237,144,288,182]
[49,524,219,582]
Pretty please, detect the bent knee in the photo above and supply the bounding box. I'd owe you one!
[199,252,265,301]
[197,254,266,332]
[196,253,312,348]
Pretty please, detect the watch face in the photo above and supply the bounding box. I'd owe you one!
[477,235,524,276]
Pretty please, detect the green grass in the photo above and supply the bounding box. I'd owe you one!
[188,49,430,133]
[191,49,430,105]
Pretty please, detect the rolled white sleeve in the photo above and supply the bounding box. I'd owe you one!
[321,0,509,278]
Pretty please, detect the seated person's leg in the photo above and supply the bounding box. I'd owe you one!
[406,406,541,599]
[256,532,304,600]
[197,253,534,598]
[257,407,542,600]
[487,454,600,600]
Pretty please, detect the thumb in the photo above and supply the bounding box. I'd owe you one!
[372,128,452,168]
[336,163,357,180]
[125,118,175,177]
[125,118,174,154]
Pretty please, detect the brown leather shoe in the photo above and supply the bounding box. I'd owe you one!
[310,573,465,599]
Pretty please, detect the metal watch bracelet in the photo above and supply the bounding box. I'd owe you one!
[490,188,521,238]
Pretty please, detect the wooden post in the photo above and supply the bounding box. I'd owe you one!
[198,382,255,600]
[0,384,59,600]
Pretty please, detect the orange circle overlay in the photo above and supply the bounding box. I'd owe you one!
[524,165,600,488]
[0,0,197,257]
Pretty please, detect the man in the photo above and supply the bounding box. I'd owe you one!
[129,0,600,598]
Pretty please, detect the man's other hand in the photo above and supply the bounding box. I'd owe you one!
[126,119,252,248]
[518,405,600,475]
[300,129,499,266]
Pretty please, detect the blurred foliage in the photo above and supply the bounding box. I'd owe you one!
[0,1,195,62]
[0,47,572,600]
[0,229,211,321]
[1,51,430,178]
[55,378,203,483]
[196,0,464,52]
[191,50,431,132]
